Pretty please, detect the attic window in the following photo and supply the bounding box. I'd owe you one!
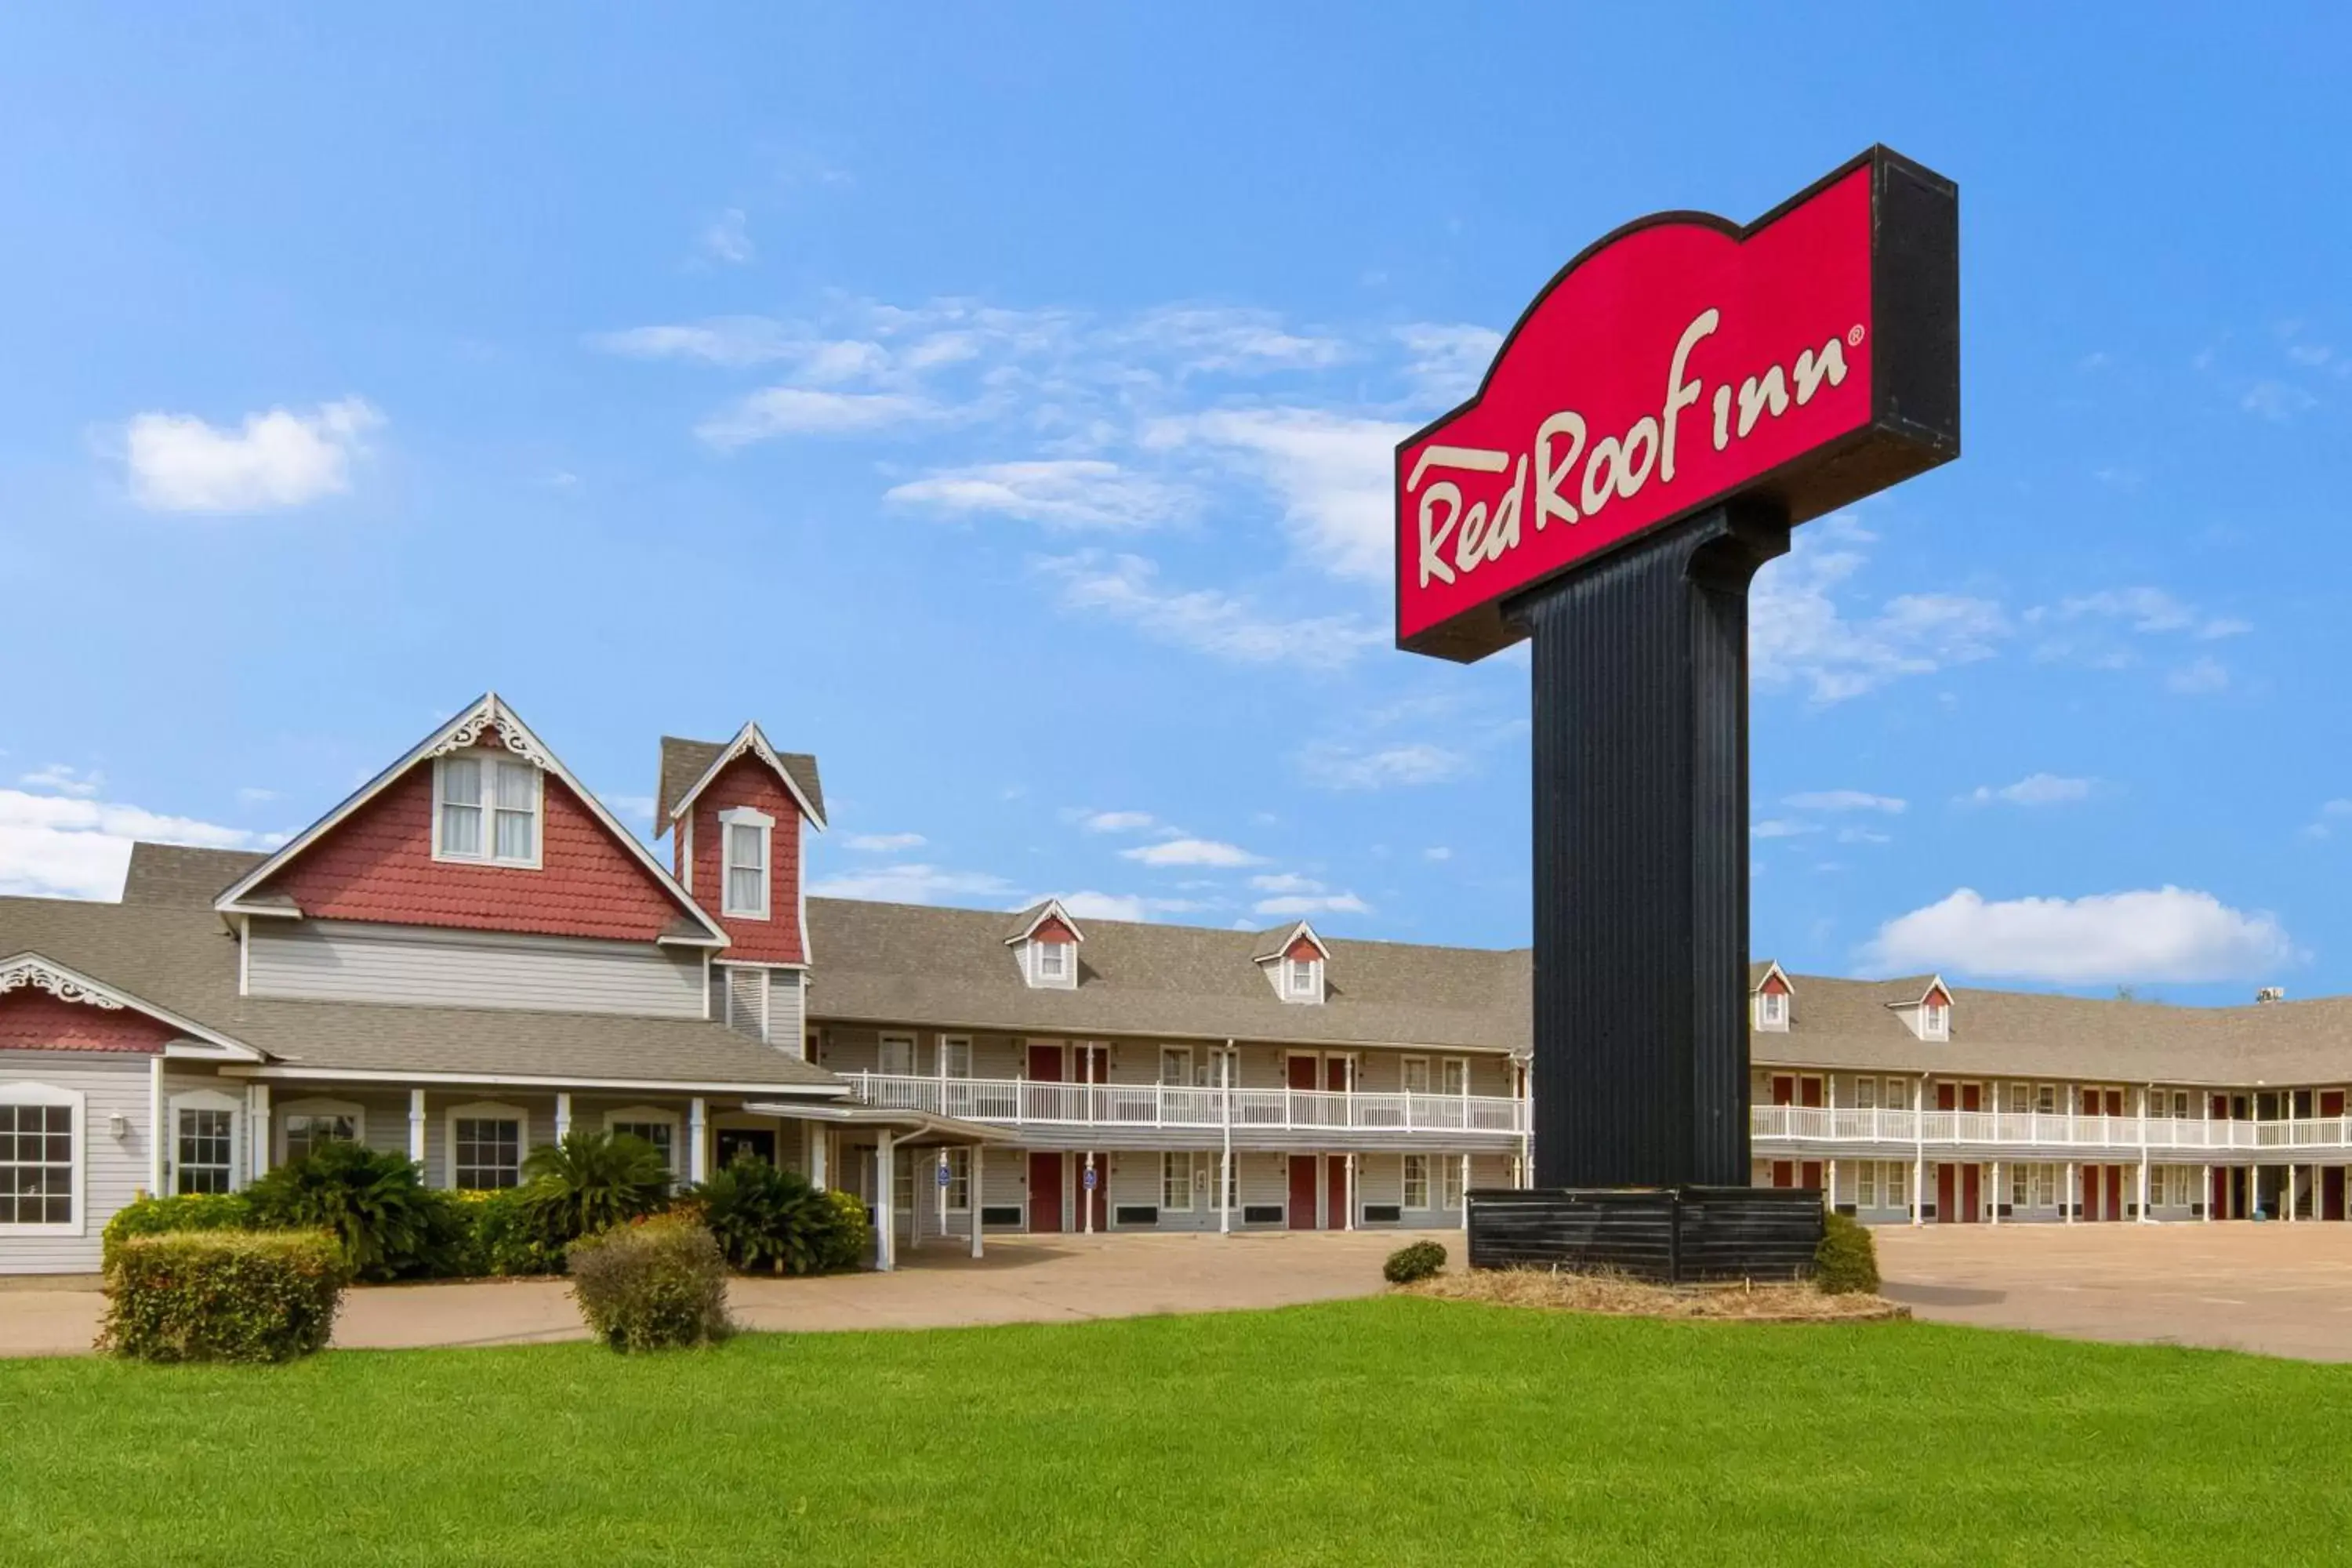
[434,754,540,867]
[1922,998,1949,1040]
[1283,956,1322,1003]
[719,807,773,920]
[1757,990,1788,1031]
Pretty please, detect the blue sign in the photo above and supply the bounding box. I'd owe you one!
[1083,1166,1098,1191]
[936,1160,952,1187]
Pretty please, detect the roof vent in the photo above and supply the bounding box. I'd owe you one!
[2256,986,2285,1004]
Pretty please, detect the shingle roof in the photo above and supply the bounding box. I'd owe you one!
[656,736,825,826]
[806,898,1527,1052]
[122,844,270,909]
[0,895,840,1090]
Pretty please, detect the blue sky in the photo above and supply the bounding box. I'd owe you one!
[1,5,2347,1004]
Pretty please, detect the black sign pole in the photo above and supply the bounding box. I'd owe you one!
[1506,499,1788,1189]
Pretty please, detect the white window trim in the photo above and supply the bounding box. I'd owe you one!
[278,1096,366,1164]
[1756,989,1789,1030]
[604,1105,684,1174]
[1160,1044,1192,1087]
[430,753,544,869]
[1029,938,1075,988]
[169,1087,245,1196]
[1162,1150,1195,1211]
[878,1033,916,1076]
[1441,1057,1469,1097]
[1401,1152,1431,1210]
[1920,999,1950,1041]
[0,1080,85,1236]
[1401,1055,1432,1096]
[718,805,775,921]
[938,1036,974,1080]
[1282,956,1323,1004]
[445,1100,531,1191]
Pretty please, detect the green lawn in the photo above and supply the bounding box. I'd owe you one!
[4,1298,2348,1565]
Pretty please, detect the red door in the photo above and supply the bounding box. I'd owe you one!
[1936,1083,1957,1112]
[1960,1084,1982,1113]
[1326,1059,1350,1093]
[2323,1091,2346,1119]
[1771,1076,1795,1106]
[1326,1156,1349,1229]
[1028,1152,1063,1233]
[2082,1164,2101,1221]
[1800,1160,1824,1192]
[1960,1164,1981,1223]
[2104,1091,2124,1118]
[1076,1045,1108,1085]
[1935,1163,1955,1222]
[1027,1044,1063,1082]
[2324,1167,2346,1222]
[1770,1160,1794,1188]
[1799,1079,1824,1109]
[1287,1056,1319,1091]
[2211,1165,2230,1220]
[1287,1155,1319,1229]
[2107,1166,2125,1222]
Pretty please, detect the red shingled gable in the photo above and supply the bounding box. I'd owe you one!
[254,746,688,942]
[685,756,806,964]
[1284,935,1322,963]
[0,988,178,1053]
[1033,916,1076,946]
[1761,974,1791,996]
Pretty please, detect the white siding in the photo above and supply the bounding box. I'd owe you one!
[768,971,807,1056]
[248,920,704,1018]
[0,1052,155,1276]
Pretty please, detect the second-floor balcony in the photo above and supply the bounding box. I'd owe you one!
[844,1071,1527,1149]
[1755,1105,2352,1155]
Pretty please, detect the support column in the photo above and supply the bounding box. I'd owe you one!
[147,1055,166,1197]
[248,1083,271,1183]
[1345,1153,1357,1232]
[1508,503,1791,1188]
[1989,1160,1999,1225]
[971,1145,985,1260]
[688,1098,709,1184]
[2065,1162,2077,1224]
[2288,1164,2298,1224]
[875,1131,896,1272]
[1083,1151,1096,1236]
[935,1149,949,1247]
[2202,1163,2212,1222]
[811,1126,829,1190]
[554,1092,572,1144]
[407,1088,427,1172]
[1828,1157,1838,1216]
[1459,1153,1471,1233]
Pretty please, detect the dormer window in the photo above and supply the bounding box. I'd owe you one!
[1007,900,1084,989]
[719,806,773,920]
[1285,956,1319,1000]
[1035,940,1070,983]
[1757,989,1788,1030]
[1922,998,1949,1040]
[434,753,540,867]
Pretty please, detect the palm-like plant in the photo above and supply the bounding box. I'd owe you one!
[691,1153,847,1276]
[243,1141,456,1281]
[520,1131,673,1245]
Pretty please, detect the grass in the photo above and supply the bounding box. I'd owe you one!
[4,1297,2350,1566]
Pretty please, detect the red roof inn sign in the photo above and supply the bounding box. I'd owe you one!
[1396,147,1959,662]
[1415,149,1958,1236]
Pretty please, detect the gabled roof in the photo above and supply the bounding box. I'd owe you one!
[0,948,262,1060]
[1003,898,1083,945]
[1249,920,1329,964]
[658,725,827,830]
[123,844,270,910]
[212,693,731,947]
[1751,959,1791,993]
[1879,974,1950,1008]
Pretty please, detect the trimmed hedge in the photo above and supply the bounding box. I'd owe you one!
[1813,1210,1881,1295]
[101,1192,255,1271]
[567,1215,732,1352]
[100,1230,349,1363]
[1384,1240,1446,1284]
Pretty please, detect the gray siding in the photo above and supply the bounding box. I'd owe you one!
[248,920,704,1018]
[0,1052,154,1275]
[768,971,807,1055]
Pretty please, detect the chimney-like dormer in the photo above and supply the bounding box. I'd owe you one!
[1250,921,1328,1004]
[1886,975,1952,1041]
[1751,960,1793,1032]
[1004,899,1082,989]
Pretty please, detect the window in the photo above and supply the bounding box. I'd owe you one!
[720,808,771,919]
[937,1148,971,1211]
[1857,1163,1878,1207]
[282,1107,358,1164]
[1921,1000,1949,1040]
[1204,1047,1237,1088]
[170,1093,240,1196]
[1402,1154,1430,1210]
[878,1034,915,1076]
[435,753,540,866]
[2034,1083,2056,1116]
[1442,1058,1468,1096]
[1159,1047,1191,1087]
[1402,1058,1431,1095]
[0,1091,77,1228]
[1284,957,1319,999]
[2005,1083,2029,1116]
[1163,1152,1194,1210]
[1886,1161,1908,1207]
[608,1111,679,1174]
[2147,1090,2169,1119]
[1440,1156,1465,1209]
[1887,1078,1911,1111]
[1757,989,1788,1029]
[451,1109,524,1190]
[1853,1078,1878,1111]
[938,1036,974,1079]
[1033,940,1071,983]
[2172,1091,2191,1119]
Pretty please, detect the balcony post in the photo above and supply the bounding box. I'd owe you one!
[1083,1151,1096,1236]
[970,1144,985,1260]
[875,1130,896,1272]
[1911,1074,1926,1227]
[1220,1044,1234,1236]
[2065,1160,2076,1225]
[2201,1162,2212,1223]
[1989,1160,2000,1225]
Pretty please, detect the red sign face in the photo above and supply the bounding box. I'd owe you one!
[1396,147,1958,662]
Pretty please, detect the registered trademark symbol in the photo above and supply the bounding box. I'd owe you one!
[1848,325,1865,347]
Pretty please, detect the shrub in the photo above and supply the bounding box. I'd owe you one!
[1813,1210,1881,1295]
[1384,1240,1447,1284]
[100,1230,349,1363]
[243,1142,469,1281]
[693,1155,867,1276]
[519,1131,673,1248]
[466,1186,564,1277]
[566,1214,731,1352]
[101,1192,255,1270]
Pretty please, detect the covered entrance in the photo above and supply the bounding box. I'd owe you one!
[713,1127,775,1169]
[1288,1155,1319,1230]
[745,1100,1017,1272]
[1935,1162,1981,1224]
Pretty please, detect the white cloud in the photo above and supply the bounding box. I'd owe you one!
[1295,740,1470,790]
[123,398,383,514]
[2241,380,2316,421]
[844,832,926,851]
[1253,891,1371,916]
[1122,837,1263,869]
[1422,846,1453,862]
[1394,322,1502,402]
[1835,827,1892,845]
[1051,890,1209,922]
[886,460,1189,530]
[1751,819,1820,840]
[1112,306,1344,375]
[0,788,285,901]
[20,764,102,799]
[804,862,1014,904]
[590,319,800,367]
[234,786,279,805]
[696,388,933,447]
[1034,552,1384,670]
[2167,656,2230,695]
[2042,587,2248,641]
[702,207,753,264]
[2303,799,2352,840]
[1148,408,1411,581]
[1250,872,1323,895]
[1751,524,2008,702]
[1783,790,1906,815]
[1076,810,1156,834]
[1962,773,2094,808]
[1861,886,2296,985]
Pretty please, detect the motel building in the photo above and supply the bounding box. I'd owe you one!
[0,692,2345,1279]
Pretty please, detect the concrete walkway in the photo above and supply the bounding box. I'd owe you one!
[0,1229,1458,1357]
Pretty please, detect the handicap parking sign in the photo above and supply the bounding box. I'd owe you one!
[1083,1166,1098,1191]
[936,1160,952,1186]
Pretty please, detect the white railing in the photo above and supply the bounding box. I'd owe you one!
[851,1072,1527,1138]
[1754,1104,2352,1153]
